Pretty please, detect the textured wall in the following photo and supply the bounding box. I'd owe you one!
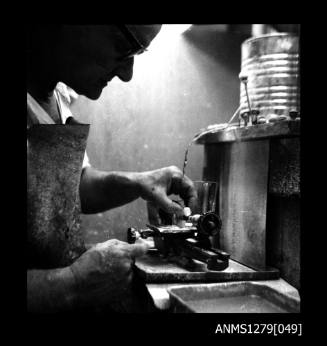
[71,25,249,246]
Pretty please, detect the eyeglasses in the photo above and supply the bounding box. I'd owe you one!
[116,24,148,59]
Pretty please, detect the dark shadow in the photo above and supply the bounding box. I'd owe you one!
[183,25,251,69]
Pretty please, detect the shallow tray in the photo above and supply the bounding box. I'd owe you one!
[168,281,300,313]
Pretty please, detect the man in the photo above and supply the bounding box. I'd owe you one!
[27,25,197,312]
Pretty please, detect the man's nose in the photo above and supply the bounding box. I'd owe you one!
[115,58,134,82]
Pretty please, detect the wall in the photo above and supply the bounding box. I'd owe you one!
[71,25,249,246]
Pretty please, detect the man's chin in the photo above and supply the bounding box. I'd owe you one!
[82,86,104,100]
[87,91,103,100]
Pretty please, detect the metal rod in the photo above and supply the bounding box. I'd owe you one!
[239,73,252,113]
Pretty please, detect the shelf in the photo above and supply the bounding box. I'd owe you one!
[195,120,300,144]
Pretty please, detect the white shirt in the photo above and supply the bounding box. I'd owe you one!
[27,83,91,168]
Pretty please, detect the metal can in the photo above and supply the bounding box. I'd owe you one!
[240,33,300,120]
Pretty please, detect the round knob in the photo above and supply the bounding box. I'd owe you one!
[198,212,222,236]
[289,109,299,120]
[239,72,248,83]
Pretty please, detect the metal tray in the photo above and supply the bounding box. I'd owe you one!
[168,281,300,313]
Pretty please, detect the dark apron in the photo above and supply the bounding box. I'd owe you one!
[27,124,89,269]
[27,123,158,313]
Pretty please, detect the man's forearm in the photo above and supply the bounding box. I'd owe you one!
[79,167,143,214]
[27,267,77,313]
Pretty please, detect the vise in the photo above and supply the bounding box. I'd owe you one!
[127,210,229,271]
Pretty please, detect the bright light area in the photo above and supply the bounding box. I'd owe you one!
[147,24,192,53]
[159,24,192,37]
[110,24,193,87]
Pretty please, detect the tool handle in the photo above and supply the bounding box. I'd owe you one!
[178,239,229,271]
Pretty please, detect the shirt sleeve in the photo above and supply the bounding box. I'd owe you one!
[82,151,91,169]
[55,83,92,170]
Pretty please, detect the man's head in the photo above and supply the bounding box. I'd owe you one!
[28,25,162,100]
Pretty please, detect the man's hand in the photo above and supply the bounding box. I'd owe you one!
[137,166,197,224]
[79,166,197,220]
[27,238,155,312]
[70,238,150,308]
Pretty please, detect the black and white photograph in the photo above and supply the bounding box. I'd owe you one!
[26,24,302,334]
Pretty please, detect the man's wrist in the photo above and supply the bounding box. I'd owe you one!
[51,266,79,310]
[133,171,150,200]
[27,266,79,312]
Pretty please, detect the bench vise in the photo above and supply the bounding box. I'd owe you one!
[127,211,229,271]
